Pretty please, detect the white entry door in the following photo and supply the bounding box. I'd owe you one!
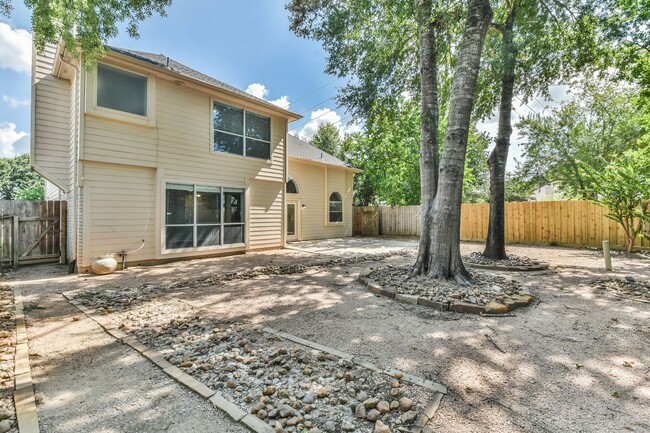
[286,201,300,242]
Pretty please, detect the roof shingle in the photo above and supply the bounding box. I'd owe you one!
[287,134,355,169]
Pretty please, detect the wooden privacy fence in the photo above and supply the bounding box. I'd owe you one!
[366,201,650,249]
[0,200,66,267]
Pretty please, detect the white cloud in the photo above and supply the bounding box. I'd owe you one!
[3,95,29,108]
[291,107,363,141]
[0,23,32,74]
[245,83,268,99]
[269,95,290,110]
[0,122,29,158]
[245,82,291,109]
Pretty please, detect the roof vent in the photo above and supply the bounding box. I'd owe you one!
[166,57,170,68]
[320,152,323,159]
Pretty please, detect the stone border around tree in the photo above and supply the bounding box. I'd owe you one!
[464,262,550,272]
[62,292,447,433]
[357,271,535,315]
[13,287,40,433]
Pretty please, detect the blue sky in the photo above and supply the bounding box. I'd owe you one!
[0,0,356,159]
[0,0,569,169]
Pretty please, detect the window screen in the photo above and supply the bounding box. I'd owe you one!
[213,102,270,159]
[97,63,147,116]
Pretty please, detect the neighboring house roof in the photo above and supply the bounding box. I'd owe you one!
[108,46,301,121]
[287,134,360,172]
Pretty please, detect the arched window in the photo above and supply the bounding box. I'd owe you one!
[329,192,343,223]
[286,177,299,194]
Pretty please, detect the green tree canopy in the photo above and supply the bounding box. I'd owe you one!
[0,154,45,200]
[309,123,343,158]
[339,97,488,206]
[580,146,650,252]
[515,81,648,199]
[1,0,173,66]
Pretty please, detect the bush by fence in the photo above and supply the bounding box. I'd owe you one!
[369,201,649,249]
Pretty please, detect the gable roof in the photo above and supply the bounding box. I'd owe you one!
[108,46,301,121]
[288,134,360,172]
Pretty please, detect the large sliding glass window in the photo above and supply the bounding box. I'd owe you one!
[165,184,245,250]
[213,102,271,160]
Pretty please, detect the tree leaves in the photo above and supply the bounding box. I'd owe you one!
[579,146,650,251]
[515,81,647,199]
[0,154,45,200]
[1,0,172,68]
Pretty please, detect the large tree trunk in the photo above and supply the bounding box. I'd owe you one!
[411,0,439,277]
[424,0,493,283]
[484,6,517,260]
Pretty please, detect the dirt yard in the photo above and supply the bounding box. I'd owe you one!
[2,240,649,433]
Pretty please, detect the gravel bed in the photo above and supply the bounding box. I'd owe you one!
[368,265,529,308]
[83,297,435,433]
[0,285,16,433]
[462,251,544,268]
[75,249,413,314]
[591,277,650,302]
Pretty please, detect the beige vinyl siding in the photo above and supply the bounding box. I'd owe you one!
[44,180,62,200]
[248,180,283,249]
[83,117,158,167]
[287,160,354,240]
[82,75,286,184]
[80,161,156,268]
[32,44,70,187]
[80,66,288,264]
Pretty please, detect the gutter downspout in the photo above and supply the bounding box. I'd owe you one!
[58,52,81,267]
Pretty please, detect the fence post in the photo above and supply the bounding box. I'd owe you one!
[60,207,67,264]
[602,240,612,271]
[12,215,19,268]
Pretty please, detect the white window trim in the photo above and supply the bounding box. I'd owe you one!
[163,183,246,253]
[211,99,272,161]
[328,192,344,225]
[85,62,156,127]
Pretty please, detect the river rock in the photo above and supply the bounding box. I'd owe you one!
[399,397,413,411]
[374,420,390,433]
[367,409,381,421]
[377,400,390,414]
[363,397,379,409]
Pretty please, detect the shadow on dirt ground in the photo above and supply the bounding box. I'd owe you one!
[2,239,649,433]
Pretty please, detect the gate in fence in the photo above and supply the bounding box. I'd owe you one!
[0,200,66,268]
[353,206,380,236]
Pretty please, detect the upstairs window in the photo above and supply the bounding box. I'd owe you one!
[329,192,343,223]
[214,102,271,160]
[97,64,148,116]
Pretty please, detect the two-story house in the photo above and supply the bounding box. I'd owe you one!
[31,42,359,272]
